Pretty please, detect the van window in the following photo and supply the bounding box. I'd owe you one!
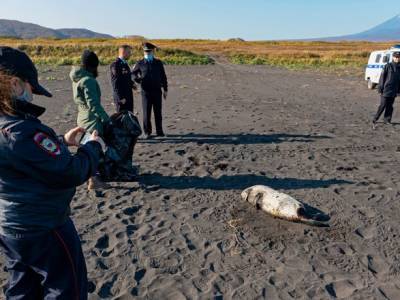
[375,54,382,63]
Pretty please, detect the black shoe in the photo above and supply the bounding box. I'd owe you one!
[156,133,165,137]
[384,120,391,125]
[372,120,377,130]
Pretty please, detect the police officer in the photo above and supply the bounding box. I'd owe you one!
[373,51,400,128]
[110,45,137,112]
[132,42,168,139]
[0,47,106,299]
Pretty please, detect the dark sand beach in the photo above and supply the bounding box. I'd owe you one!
[1,62,400,299]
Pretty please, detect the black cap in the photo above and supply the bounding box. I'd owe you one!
[142,42,157,52]
[393,52,400,58]
[0,46,52,97]
[81,50,99,68]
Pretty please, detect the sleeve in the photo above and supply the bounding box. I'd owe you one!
[378,65,388,94]
[110,62,124,103]
[10,130,103,189]
[160,61,168,92]
[82,78,110,122]
[131,62,142,84]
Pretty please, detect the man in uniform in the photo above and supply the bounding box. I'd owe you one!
[110,45,136,113]
[132,42,168,139]
[373,51,400,128]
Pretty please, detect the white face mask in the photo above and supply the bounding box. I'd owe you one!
[17,88,33,103]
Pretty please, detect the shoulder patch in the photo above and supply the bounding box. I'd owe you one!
[33,132,61,156]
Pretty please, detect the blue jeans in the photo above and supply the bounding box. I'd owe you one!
[0,218,87,300]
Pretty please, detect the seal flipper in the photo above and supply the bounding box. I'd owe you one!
[297,206,330,227]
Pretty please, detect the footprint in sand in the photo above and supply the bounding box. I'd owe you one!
[325,280,356,299]
[361,254,389,277]
[355,226,377,240]
[122,205,142,216]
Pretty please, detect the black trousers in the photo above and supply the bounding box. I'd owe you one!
[0,218,87,299]
[141,90,164,135]
[374,96,396,123]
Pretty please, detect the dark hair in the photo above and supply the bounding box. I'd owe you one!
[81,50,99,78]
[119,45,132,51]
[0,71,16,116]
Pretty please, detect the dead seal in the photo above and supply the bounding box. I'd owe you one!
[241,185,329,227]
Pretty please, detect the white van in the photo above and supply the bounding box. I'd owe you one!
[365,46,400,89]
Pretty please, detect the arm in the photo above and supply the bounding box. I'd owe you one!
[110,62,126,103]
[10,130,103,189]
[160,61,168,92]
[82,78,109,122]
[378,64,388,94]
[131,63,142,84]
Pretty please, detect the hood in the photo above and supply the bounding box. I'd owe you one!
[69,66,93,83]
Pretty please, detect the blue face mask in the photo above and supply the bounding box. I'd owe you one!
[17,87,33,103]
[145,53,154,62]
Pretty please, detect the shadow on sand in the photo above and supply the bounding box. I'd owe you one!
[139,133,332,145]
[138,173,352,191]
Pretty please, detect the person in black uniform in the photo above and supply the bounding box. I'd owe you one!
[110,45,137,112]
[0,47,106,299]
[132,42,168,139]
[373,51,400,128]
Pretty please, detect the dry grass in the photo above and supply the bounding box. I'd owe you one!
[0,38,398,71]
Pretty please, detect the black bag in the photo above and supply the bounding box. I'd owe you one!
[99,111,142,180]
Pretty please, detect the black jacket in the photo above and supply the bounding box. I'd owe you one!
[378,62,400,97]
[0,101,102,236]
[110,58,135,106]
[132,58,168,93]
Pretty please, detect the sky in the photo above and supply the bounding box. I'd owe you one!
[0,0,398,40]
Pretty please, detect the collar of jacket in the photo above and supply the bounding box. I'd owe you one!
[118,57,128,64]
[14,100,46,119]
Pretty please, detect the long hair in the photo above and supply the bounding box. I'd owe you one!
[0,71,16,116]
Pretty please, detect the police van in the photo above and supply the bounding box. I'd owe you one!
[365,45,400,89]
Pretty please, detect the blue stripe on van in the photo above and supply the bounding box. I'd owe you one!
[366,64,385,69]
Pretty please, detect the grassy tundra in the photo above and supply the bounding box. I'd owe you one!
[0,38,397,72]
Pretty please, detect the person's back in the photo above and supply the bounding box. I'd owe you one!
[70,66,108,135]
[70,50,109,136]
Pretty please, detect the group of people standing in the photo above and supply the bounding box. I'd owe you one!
[111,43,168,138]
[70,42,168,189]
[0,43,168,299]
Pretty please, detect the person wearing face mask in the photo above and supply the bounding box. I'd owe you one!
[132,42,168,139]
[0,47,106,299]
[70,50,110,190]
[373,52,400,128]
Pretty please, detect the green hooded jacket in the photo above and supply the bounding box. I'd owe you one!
[70,67,109,135]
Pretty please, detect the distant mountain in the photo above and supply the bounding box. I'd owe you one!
[0,19,114,39]
[314,14,400,42]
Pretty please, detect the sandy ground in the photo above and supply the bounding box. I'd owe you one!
[1,62,400,300]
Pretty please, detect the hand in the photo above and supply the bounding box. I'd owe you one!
[89,130,106,153]
[120,98,126,105]
[132,84,138,91]
[64,127,85,147]
[163,90,168,100]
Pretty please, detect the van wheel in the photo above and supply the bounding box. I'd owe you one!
[368,79,377,90]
